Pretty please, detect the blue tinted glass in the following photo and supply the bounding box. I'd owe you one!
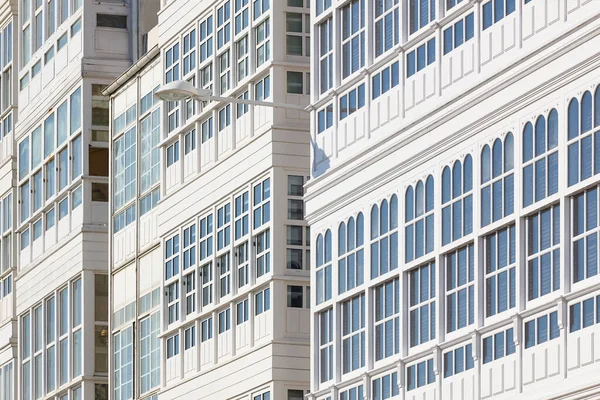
[482,2,492,29]
[465,13,474,40]
[444,351,453,377]
[417,45,426,71]
[443,27,453,54]
[568,98,580,140]
[583,298,595,328]
[537,315,548,344]
[494,0,504,22]
[427,39,435,64]
[483,337,493,363]
[466,344,474,369]
[494,331,504,359]
[454,20,464,48]
[506,328,515,354]
[550,311,560,339]
[391,62,400,87]
[570,303,581,332]
[455,347,464,374]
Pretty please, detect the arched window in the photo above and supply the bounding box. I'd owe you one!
[481,133,514,227]
[316,230,332,304]
[568,90,600,187]
[442,156,473,246]
[338,213,365,293]
[371,196,399,278]
[405,176,434,263]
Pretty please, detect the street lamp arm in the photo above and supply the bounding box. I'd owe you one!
[206,95,308,112]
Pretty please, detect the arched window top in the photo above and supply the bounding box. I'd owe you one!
[582,91,592,134]
[415,181,424,217]
[464,154,473,192]
[324,229,332,263]
[523,122,533,162]
[426,175,435,212]
[347,217,355,250]
[380,199,389,235]
[595,85,600,128]
[568,97,580,140]
[535,115,546,157]
[481,145,491,184]
[405,186,414,222]
[442,166,451,204]
[504,133,514,172]
[371,204,379,239]
[548,110,558,149]
[452,160,462,199]
[316,234,324,267]
[492,138,503,178]
[356,212,364,246]
[338,222,346,255]
[390,195,398,230]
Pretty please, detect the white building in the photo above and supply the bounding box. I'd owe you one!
[306,0,600,400]
[106,0,312,399]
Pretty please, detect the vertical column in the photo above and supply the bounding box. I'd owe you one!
[472,0,482,74]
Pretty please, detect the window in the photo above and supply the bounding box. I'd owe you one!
[409,262,436,347]
[217,203,231,251]
[201,261,213,307]
[482,0,516,30]
[443,13,474,54]
[19,137,29,180]
[286,12,309,56]
[165,43,180,84]
[481,133,514,226]
[182,225,196,271]
[319,308,333,383]
[253,178,270,228]
[375,0,399,57]
[525,311,559,348]
[184,273,196,315]
[201,317,213,341]
[97,14,127,28]
[523,110,558,207]
[140,109,160,193]
[219,51,231,95]
[442,156,473,245]
[287,71,304,94]
[218,308,230,333]
[166,282,179,324]
[255,75,270,101]
[443,344,474,377]
[217,2,231,49]
[341,294,365,374]
[200,214,213,262]
[341,0,365,78]
[405,176,434,262]
[139,313,160,394]
[482,328,515,363]
[409,0,436,34]
[113,326,133,399]
[165,235,180,280]
[407,38,435,78]
[254,392,270,400]
[316,0,331,15]
[113,127,136,210]
[234,192,249,240]
[253,0,269,19]
[370,197,398,279]
[339,213,365,291]
[255,18,270,67]
[236,299,249,324]
[339,84,365,120]
[182,29,196,76]
[218,253,231,298]
[289,389,307,400]
[237,242,249,288]
[166,141,179,167]
[287,285,303,308]
[255,287,270,315]
[235,0,249,34]
[572,187,600,283]
[407,359,435,390]
[20,181,30,224]
[374,278,399,361]
[318,18,333,94]
[570,295,600,333]
[527,205,560,300]
[372,371,399,400]
[200,16,213,62]
[236,36,249,80]
[446,244,474,332]
[317,103,333,134]
[372,61,399,99]
[568,89,600,186]
[166,334,179,358]
[485,225,516,317]
[316,230,332,304]
[255,229,270,277]
[446,0,464,11]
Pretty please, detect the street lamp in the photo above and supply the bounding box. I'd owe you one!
[154,80,308,111]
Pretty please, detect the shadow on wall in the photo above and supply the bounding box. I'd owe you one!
[311,135,330,178]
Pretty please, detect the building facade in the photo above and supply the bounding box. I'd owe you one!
[106,0,312,399]
[306,0,600,400]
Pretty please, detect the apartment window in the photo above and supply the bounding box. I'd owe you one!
[407,38,435,78]
[237,242,249,288]
[318,18,333,94]
[442,156,473,245]
[184,326,196,351]
[287,71,304,94]
[446,244,474,333]
[372,61,399,99]
[113,127,136,210]
[405,176,435,263]
[371,196,398,279]
[409,0,436,34]
[184,272,196,315]
[201,117,213,143]
[199,214,213,261]
[568,89,600,186]
[165,43,180,84]
[341,293,365,374]
[525,311,559,348]
[443,344,474,377]
[372,371,398,399]
[482,0,516,30]
[570,295,600,333]
[236,36,248,80]
[317,104,333,134]
[201,317,213,341]
[255,229,270,277]
[409,262,436,347]
[139,189,160,216]
[289,389,307,400]
[572,187,600,283]
[375,0,399,57]
[254,393,270,400]
[236,299,249,324]
[253,0,269,19]
[339,213,364,291]
[256,18,270,67]
[219,253,231,298]
[219,52,230,94]
[200,16,213,62]
[218,308,231,333]
[140,109,160,193]
[166,141,179,167]
[319,308,333,383]
[375,278,399,361]
[523,110,559,207]
[182,225,196,271]
[166,334,179,358]
[481,133,514,226]
[253,178,270,228]
[20,181,30,224]
[217,2,231,49]
[316,0,331,14]
[113,326,133,399]
[339,84,365,120]
[58,288,68,386]
[527,204,560,300]
[165,234,180,280]
[255,287,270,315]
[485,225,516,317]
[407,359,435,390]
[316,230,332,304]
[217,203,231,251]
[235,0,249,34]
[97,14,127,28]
[255,75,270,101]
[286,13,309,56]
[341,0,365,78]
[201,262,213,307]
[166,282,179,324]
[182,29,196,76]
[234,192,249,240]
[446,0,463,10]
[287,285,304,308]
[443,13,474,54]
[483,328,515,363]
